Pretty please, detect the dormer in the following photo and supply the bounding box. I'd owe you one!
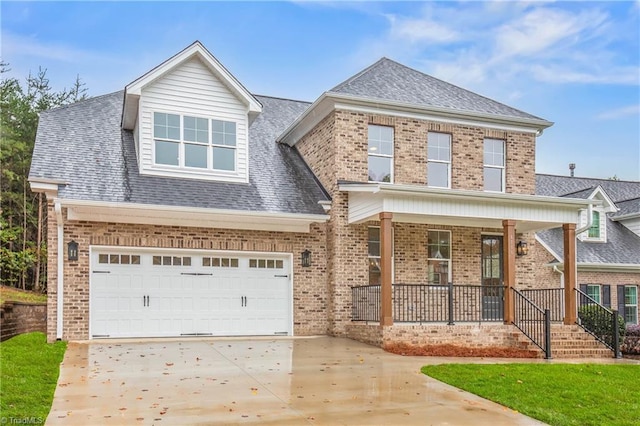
[577,186,617,243]
[121,41,262,183]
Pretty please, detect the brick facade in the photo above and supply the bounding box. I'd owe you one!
[46,204,329,342]
[296,109,539,335]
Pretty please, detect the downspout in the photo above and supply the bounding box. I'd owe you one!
[564,204,593,295]
[54,199,64,340]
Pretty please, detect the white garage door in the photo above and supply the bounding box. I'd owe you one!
[90,248,292,338]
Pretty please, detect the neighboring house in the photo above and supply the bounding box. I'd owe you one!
[535,175,640,325]
[31,41,615,356]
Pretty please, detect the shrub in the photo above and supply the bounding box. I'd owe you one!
[622,324,640,355]
[578,305,625,345]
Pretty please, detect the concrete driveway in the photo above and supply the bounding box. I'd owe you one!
[47,336,545,425]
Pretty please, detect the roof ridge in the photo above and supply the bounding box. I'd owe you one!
[537,173,640,184]
[328,57,389,92]
[41,90,123,114]
[253,93,312,104]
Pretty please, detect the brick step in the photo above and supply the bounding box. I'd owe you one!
[552,349,614,359]
[551,342,609,348]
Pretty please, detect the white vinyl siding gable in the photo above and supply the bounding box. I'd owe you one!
[138,57,249,183]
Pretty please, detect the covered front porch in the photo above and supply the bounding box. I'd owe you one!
[338,182,599,355]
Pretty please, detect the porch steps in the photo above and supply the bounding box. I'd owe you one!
[549,325,613,359]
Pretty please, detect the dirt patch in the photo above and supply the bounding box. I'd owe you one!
[384,342,539,358]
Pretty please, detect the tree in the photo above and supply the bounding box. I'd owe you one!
[0,62,87,291]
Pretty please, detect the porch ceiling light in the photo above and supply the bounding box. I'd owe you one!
[68,240,79,261]
[301,249,311,267]
[516,240,529,256]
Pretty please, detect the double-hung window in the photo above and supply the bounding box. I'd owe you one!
[153,112,236,172]
[427,230,451,286]
[586,284,601,303]
[624,286,638,325]
[427,132,451,188]
[588,211,600,239]
[368,227,393,285]
[484,138,505,192]
[368,125,393,183]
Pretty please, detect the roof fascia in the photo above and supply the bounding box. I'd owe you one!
[588,185,618,213]
[551,263,640,273]
[278,92,553,146]
[60,198,329,233]
[611,212,640,221]
[339,182,602,208]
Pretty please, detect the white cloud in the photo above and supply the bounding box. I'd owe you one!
[386,13,460,44]
[1,32,108,63]
[596,104,640,120]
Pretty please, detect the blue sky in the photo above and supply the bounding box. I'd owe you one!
[2,1,639,180]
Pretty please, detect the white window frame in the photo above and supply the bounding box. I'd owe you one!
[483,138,505,193]
[586,284,601,303]
[624,286,638,325]
[367,125,394,183]
[427,229,452,286]
[581,209,606,243]
[152,112,237,173]
[427,132,451,189]
[368,226,394,285]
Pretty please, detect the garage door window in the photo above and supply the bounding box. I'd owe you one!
[152,255,192,266]
[203,257,239,267]
[249,259,284,269]
[98,254,141,265]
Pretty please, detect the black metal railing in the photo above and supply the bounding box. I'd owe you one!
[351,283,505,324]
[520,288,564,322]
[512,288,551,358]
[575,289,622,358]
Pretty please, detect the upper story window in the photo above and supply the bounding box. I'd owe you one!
[368,125,393,183]
[153,112,236,172]
[588,211,600,238]
[427,132,451,188]
[484,138,505,192]
[581,209,606,242]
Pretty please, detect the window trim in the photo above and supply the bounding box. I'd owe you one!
[427,229,452,286]
[427,132,452,189]
[367,124,394,183]
[483,138,505,193]
[582,209,606,242]
[152,111,238,173]
[624,285,638,325]
[586,284,601,304]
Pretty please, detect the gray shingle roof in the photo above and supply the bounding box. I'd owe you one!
[329,58,548,123]
[536,174,640,203]
[29,92,329,215]
[535,174,640,265]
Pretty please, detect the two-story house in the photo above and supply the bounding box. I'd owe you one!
[31,41,619,357]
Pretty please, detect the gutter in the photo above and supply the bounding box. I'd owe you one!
[575,203,593,236]
[54,199,64,340]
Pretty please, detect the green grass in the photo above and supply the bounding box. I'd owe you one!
[422,363,640,426]
[0,285,47,305]
[0,332,67,420]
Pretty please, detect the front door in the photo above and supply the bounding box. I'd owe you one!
[481,236,504,320]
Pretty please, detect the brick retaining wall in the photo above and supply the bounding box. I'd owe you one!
[1,302,47,341]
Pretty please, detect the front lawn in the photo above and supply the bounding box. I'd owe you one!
[422,363,640,426]
[0,332,67,420]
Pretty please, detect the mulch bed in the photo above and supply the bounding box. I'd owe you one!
[384,342,539,358]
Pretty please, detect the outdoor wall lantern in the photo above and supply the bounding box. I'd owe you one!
[68,240,79,261]
[516,240,529,256]
[301,249,311,267]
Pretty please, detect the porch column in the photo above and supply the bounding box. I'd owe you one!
[563,223,577,325]
[380,212,393,327]
[502,220,516,324]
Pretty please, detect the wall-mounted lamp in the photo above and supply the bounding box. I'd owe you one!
[68,240,79,261]
[516,240,529,256]
[301,249,311,267]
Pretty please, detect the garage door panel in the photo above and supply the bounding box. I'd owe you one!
[91,250,291,338]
